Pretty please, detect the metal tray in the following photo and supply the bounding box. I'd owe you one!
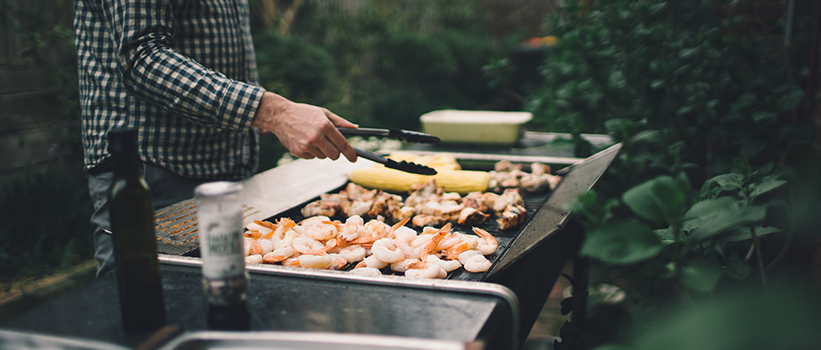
[158,255,519,350]
[155,331,477,350]
[0,330,128,350]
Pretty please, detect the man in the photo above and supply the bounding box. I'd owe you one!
[75,0,357,277]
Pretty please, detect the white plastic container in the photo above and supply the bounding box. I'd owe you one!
[420,110,533,146]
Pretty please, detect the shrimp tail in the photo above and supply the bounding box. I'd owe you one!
[263,254,287,264]
[472,227,497,245]
[331,256,349,270]
[388,217,411,239]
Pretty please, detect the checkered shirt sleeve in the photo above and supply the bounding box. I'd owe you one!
[75,0,266,180]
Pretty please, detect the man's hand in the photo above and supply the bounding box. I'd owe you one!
[252,92,357,162]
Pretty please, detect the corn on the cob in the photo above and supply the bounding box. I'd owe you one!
[386,152,462,171]
[348,167,490,195]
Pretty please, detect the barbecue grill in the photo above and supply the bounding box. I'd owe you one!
[152,134,621,348]
[1,133,619,350]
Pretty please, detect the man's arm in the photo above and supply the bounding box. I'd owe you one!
[101,0,355,161]
[107,0,262,132]
[252,92,357,162]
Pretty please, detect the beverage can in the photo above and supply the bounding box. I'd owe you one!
[195,181,248,305]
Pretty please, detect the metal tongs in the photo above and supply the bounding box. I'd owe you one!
[338,127,440,175]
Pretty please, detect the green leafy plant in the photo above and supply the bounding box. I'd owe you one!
[577,159,785,289]
[531,0,807,176]
[561,162,789,347]
[531,0,816,348]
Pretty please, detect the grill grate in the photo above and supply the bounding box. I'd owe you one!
[154,144,621,282]
[155,179,550,272]
[261,186,551,281]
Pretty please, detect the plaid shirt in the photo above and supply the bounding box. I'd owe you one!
[75,0,265,180]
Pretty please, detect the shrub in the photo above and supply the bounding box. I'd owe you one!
[531,1,815,348]
[0,165,94,286]
[253,31,334,105]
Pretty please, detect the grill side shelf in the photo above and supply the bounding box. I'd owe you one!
[155,199,200,255]
[154,158,372,255]
[485,143,622,279]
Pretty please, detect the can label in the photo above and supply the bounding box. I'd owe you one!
[195,181,246,282]
[198,207,244,280]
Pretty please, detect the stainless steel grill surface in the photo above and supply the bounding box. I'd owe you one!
[154,143,620,284]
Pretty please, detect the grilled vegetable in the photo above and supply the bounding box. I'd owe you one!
[348,167,491,195]
[384,152,462,171]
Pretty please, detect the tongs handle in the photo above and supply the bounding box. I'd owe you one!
[353,148,437,175]
[338,127,440,143]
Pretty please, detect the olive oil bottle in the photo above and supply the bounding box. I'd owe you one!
[108,128,166,332]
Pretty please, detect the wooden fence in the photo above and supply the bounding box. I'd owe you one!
[0,0,77,185]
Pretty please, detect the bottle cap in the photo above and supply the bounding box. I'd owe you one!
[195,181,243,198]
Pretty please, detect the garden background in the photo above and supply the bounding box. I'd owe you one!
[1,0,820,349]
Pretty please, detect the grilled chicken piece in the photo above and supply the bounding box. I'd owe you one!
[457,207,490,225]
[497,204,527,230]
[493,188,525,214]
[462,191,490,213]
[406,179,441,208]
[301,200,340,218]
[344,183,371,201]
[520,173,552,193]
[340,200,372,217]
[412,214,444,228]
[530,162,550,175]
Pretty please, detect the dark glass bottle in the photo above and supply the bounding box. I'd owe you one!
[108,128,167,332]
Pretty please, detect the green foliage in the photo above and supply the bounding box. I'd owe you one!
[256,0,509,130]
[0,0,88,285]
[580,222,662,265]
[254,31,334,104]
[0,166,94,285]
[595,287,821,350]
[375,32,458,85]
[532,0,805,175]
[576,161,787,289]
[536,2,814,346]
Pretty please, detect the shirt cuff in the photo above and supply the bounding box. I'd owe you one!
[217,80,266,132]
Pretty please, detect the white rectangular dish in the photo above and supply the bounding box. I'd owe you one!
[420,110,533,146]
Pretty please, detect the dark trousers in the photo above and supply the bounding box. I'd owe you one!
[87,161,210,277]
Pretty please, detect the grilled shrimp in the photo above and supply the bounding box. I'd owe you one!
[457,250,483,265]
[298,254,334,269]
[437,257,462,272]
[292,236,325,254]
[390,259,420,273]
[245,254,263,264]
[274,230,300,250]
[472,227,499,255]
[258,239,275,254]
[303,220,338,241]
[361,255,388,269]
[371,238,405,263]
[463,254,492,273]
[339,245,367,263]
[405,256,445,279]
[436,233,464,251]
[349,266,382,276]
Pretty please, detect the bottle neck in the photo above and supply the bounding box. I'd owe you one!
[112,149,141,178]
